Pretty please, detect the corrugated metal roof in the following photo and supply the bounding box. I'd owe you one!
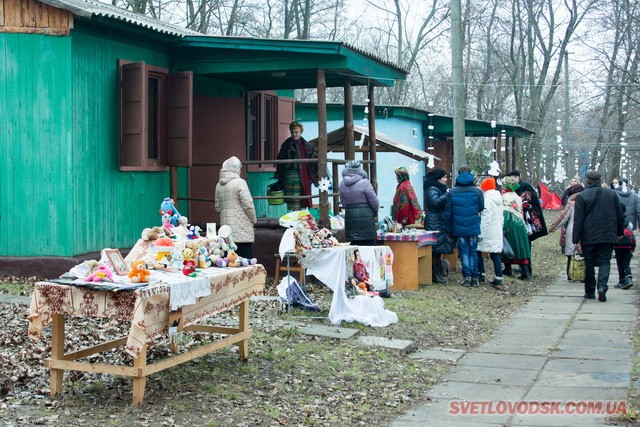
[39,0,202,36]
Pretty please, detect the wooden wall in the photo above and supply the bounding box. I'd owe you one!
[0,0,72,35]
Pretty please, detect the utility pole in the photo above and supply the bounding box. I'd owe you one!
[451,0,465,179]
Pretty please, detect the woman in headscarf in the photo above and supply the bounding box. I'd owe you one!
[423,168,450,283]
[392,166,421,226]
[215,156,257,259]
[501,175,531,279]
[274,121,319,211]
[339,160,380,246]
[548,183,584,280]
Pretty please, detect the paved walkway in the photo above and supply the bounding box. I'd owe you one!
[392,256,639,427]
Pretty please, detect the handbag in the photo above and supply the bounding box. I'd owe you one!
[433,232,454,254]
[501,236,515,260]
[568,252,585,282]
[559,226,566,247]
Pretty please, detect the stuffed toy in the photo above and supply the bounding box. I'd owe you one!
[152,237,175,262]
[215,257,228,268]
[217,225,238,254]
[159,197,181,226]
[187,225,202,240]
[169,250,184,271]
[84,265,114,282]
[141,226,166,241]
[197,246,211,268]
[226,251,240,267]
[182,248,197,276]
[237,256,258,267]
[128,259,150,283]
[162,214,174,229]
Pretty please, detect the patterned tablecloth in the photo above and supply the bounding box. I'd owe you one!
[376,230,439,247]
[27,265,266,357]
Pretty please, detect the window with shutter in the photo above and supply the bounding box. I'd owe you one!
[119,60,192,171]
[245,92,285,172]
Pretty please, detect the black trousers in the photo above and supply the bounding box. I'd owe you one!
[581,243,613,296]
[614,248,632,281]
[235,242,253,259]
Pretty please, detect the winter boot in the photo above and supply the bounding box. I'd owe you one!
[518,264,532,280]
[621,275,634,290]
[433,263,446,284]
[489,277,506,291]
[502,264,513,276]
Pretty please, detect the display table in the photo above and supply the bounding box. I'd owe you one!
[27,265,266,406]
[376,230,439,290]
[301,245,397,327]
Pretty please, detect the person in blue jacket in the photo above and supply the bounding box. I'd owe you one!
[445,165,485,287]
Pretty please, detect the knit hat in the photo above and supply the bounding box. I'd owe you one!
[343,159,366,178]
[426,168,446,180]
[503,175,520,191]
[506,170,520,177]
[221,156,242,173]
[480,177,496,192]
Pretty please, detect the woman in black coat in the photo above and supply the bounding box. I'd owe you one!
[423,168,450,283]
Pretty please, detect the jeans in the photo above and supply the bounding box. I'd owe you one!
[581,243,613,296]
[614,248,632,281]
[458,236,479,278]
[477,251,502,278]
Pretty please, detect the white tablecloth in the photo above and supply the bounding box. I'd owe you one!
[303,246,398,327]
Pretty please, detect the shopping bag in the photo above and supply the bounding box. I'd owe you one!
[559,226,566,247]
[267,178,285,205]
[501,236,515,260]
[568,253,585,282]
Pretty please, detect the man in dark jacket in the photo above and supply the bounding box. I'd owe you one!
[572,170,625,302]
[424,168,450,283]
[445,166,484,287]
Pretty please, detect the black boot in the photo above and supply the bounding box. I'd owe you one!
[518,264,531,280]
[502,264,513,276]
[433,262,446,284]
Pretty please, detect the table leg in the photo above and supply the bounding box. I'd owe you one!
[238,300,249,360]
[50,314,65,397]
[132,345,147,406]
[418,245,432,285]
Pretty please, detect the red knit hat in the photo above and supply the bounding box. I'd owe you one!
[480,177,496,192]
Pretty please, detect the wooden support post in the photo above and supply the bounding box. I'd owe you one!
[317,69,329,228]
[238,300,249,360]
[50,314,65,397]
[332,162,340,214]
[132,345,147,407]
[170,166,178,208]
[367,84,378,193]
[344,78,355,160]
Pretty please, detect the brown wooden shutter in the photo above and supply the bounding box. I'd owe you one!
[120,61,147,171]
[277,97,295,153]
[167,71,193,167]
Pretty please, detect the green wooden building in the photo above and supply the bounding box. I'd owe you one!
[0,0,407,259]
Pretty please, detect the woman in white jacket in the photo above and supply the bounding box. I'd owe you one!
[215,156,257,259]
[476,177,504,287]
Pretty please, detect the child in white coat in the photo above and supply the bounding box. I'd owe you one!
[477,177,505,288]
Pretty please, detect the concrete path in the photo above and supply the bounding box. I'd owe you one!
[392,257,638,427]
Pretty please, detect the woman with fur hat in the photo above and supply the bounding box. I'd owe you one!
[392,166,421,226]
[339,160,380,246]
[215,156,257,259]
[548,183,584,280]
[274,121,319,211]
[477,177,505,288]
[501,176,532,278]
[423,168,450,283]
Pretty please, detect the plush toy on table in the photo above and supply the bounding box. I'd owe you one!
[182,248,197,277]
[187,225,202,240]
[168,249,184,271]
[128,259,150,283]
[225,251,240,267]
[141,226,166,242]
[197,246,211,268]
[84,265,114,282]
[217,225,238,255]
[159,197,181,227]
